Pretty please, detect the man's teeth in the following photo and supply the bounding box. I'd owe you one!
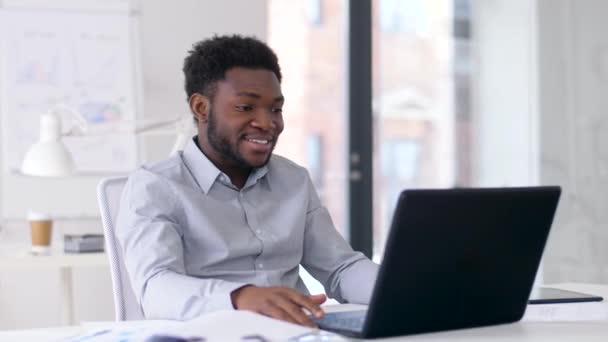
[247,138,269,144]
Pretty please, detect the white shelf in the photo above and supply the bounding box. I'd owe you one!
[0,251,108,269]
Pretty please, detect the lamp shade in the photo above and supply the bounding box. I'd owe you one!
[21,112,75,177]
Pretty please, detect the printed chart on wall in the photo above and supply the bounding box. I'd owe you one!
[0,7,137,173]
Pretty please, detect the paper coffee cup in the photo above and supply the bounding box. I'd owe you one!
[27,211,53,253]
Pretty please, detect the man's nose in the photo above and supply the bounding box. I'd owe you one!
[251,110,276,130]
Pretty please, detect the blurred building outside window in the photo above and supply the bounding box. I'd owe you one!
[268,0,472,261]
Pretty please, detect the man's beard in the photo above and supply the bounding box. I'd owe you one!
[207,109,275,169]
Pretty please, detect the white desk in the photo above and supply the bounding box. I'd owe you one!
[0,249,108,325]
[0,283,606,341]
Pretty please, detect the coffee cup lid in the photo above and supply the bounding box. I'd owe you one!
[27,210,52,221]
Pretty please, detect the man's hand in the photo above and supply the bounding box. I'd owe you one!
[231,285,326,327]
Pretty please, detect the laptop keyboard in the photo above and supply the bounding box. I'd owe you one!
[312,310,367,331]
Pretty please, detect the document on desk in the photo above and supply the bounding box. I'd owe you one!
[168,310,326,341]
[523,302,608,322]
[67,311,341,342]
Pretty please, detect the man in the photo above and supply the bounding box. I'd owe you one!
[116,35,378,327]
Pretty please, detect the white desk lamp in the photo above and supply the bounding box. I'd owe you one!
[21,111,75,177]
[20,106,191,177]
[19,107,191,254]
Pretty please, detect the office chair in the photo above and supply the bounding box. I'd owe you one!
[97,176,145,321]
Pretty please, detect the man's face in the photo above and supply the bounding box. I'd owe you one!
[200,67,284,170]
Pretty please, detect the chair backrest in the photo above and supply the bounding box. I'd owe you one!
[97,176,144,321]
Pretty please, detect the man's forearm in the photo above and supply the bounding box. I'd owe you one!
[140,270,248,320]
[337,259,380,304]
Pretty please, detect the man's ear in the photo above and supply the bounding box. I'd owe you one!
[189,93,210,123]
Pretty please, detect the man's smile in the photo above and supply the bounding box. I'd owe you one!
[241,134,275,154]
[245,138,270,145]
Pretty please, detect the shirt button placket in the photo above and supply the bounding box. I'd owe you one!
[242,191,263,272]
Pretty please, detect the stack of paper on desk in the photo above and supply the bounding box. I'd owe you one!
[167,310,317,341]
[69,311,346,342]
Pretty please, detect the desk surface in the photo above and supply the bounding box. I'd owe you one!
[0,248,107,269]
[1,283,607,341]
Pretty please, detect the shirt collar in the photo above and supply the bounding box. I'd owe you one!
[182,136,270,194]
[246,164,270,190]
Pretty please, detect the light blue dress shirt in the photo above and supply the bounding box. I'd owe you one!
[116,137,379,320]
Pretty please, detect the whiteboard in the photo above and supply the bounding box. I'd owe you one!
[0,6,138,174]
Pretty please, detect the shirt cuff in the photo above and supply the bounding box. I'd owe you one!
[202,280,251,312]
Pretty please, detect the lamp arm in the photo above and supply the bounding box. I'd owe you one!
[133,117,184,134]
[85,114,193,153]
[51,104,88,136]
[50,104,192,138]
[170,132,190,155]
[61,116,189,136]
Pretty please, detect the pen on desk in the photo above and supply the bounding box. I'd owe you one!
[68,329,112,342]
[144,335,206,342]
[241,334,270,342]
[286,330,340,341]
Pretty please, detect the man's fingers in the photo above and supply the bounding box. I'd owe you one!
[271,295,317,327]
[284,290,325,319]
[234,287,327,327]
[309,294,327,305]
[263,304,299,325]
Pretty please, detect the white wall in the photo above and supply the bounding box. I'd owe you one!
[536,0,608,284]
[471,0,544,286]
[0,0,267,329]
[471,0,539,187]
[472,0,608,284]
[136,0,268,164]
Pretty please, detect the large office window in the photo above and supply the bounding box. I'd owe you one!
[268,0,349,237]
[268,0,472,259]
[372,0,471,259]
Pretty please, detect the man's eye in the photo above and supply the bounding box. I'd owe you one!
[236,105,253,111]
[272,108,283,114]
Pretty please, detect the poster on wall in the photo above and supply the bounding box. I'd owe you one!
[0,5,138,174]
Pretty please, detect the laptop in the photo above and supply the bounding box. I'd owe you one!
[313,186,561,339]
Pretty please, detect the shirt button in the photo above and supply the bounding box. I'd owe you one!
[256,229,262,234]
[258,263,264,269]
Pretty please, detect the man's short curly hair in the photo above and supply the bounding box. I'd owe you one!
[183,34,282,104]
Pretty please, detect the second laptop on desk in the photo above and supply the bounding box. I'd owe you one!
[314,186,561,339]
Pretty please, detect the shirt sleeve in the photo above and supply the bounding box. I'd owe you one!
[116,169,248,320]
[300,174,379,304]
